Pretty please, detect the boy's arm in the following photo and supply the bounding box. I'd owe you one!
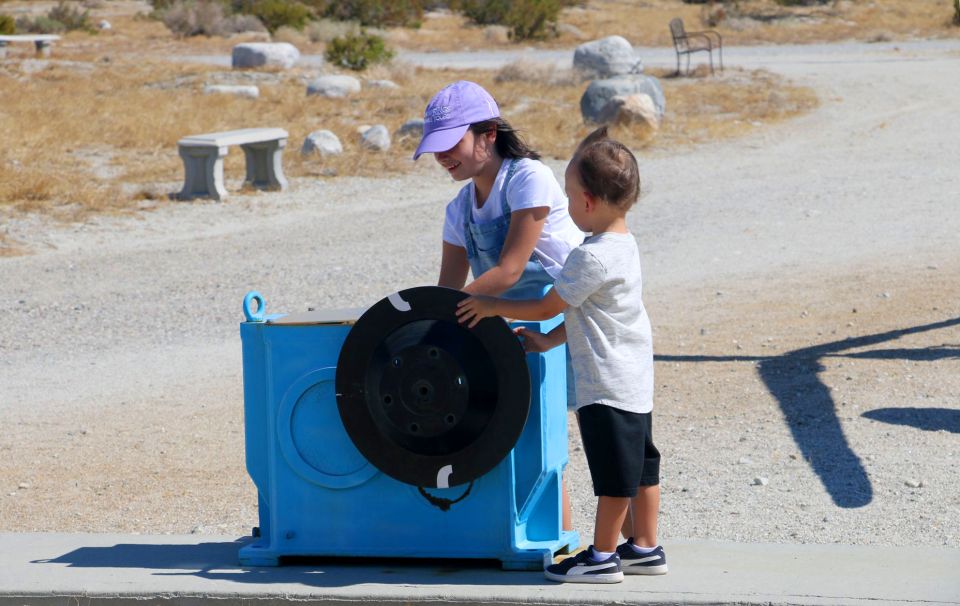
[515,322,567,353]
[456,289,568,328]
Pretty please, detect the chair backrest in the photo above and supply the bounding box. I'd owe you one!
[669,18,688,51]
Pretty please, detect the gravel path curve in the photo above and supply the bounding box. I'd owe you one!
[1,41,958,548]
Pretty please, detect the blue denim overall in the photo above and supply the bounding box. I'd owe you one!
[461,159,553,301]
[462,159,576,407]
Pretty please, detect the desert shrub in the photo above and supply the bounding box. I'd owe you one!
[250,0,310,32]
[0,13,15,34]
[162,0,227,36]
[47,1,94,31]
[460,0,563,40]
[272,23,308,43]
[954,0,960,26]
[214,12,266,34]
[16,15,65,33]
[324,30,394,70]
[771,0,831,5]
[308,0,423,27]
[307,17,359,43]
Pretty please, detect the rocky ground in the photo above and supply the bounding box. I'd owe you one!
[1,40,958,549]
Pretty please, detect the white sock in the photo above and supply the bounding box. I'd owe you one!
[630,543,658,554]
[590,547,615,561]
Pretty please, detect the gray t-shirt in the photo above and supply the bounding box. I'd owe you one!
[553,231,654,414]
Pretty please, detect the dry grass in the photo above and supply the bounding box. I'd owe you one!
[0,5,816,238]
[398,0,960,51]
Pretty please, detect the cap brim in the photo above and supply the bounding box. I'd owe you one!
[412,124,469,160]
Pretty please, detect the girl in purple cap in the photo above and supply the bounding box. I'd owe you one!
[414,80,585,531]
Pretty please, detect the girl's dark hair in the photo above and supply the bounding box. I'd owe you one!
[572,126,640,210]
[469,118,541,161]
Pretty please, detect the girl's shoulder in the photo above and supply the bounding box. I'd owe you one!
[506,157,564,203]
[510,156,549,179]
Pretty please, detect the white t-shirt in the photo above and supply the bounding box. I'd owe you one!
[553,232,654,414]
[442,158,585,279]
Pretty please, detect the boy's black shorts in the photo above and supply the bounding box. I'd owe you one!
[577,404,660,498]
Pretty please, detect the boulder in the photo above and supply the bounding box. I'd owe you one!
[573,36,642,78]
[595,94,660,131]
[580,75,665,123]
[301,130,343,157]
[395,118,424,140]
[366,79,399,89]
[232,42,300,70]
[203,84,260,99]
[307,75,362,98]
[360,125,391,152]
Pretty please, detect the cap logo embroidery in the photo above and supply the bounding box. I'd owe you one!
[425,105,452,123]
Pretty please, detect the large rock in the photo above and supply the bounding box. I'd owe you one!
[203,84,259,99]
[232,43,300,70]
[580,75,665,123]
[573,36,642,78]
[365,79,399,90]
[395,118,424,140]
[301,130,343,157]
[307,75,361,98]
[360,125,390,152]
[596,94,660,131]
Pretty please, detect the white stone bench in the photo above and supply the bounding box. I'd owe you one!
[177,128,288,201]
[0,34,61,58]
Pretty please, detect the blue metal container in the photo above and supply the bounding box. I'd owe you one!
[238,291,578,570]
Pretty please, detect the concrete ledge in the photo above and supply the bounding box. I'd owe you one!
[0,533,958,606]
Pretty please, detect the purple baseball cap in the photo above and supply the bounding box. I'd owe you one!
[413,81,500,160]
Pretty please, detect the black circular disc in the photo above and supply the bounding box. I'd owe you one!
[335,286,531,488]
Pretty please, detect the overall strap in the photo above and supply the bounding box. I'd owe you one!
[499,158,519,216]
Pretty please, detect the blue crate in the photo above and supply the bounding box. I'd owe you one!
[238,291,578,570]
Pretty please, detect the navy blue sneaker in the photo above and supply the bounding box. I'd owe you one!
[544,547,623,583]
[616,538,668,575]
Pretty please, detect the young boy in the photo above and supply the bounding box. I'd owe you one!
[456,127,666,583]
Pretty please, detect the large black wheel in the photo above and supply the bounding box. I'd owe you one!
[336,287,530,488]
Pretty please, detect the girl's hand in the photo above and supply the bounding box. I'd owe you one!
[513,326,552,353]
[456,295,498,328]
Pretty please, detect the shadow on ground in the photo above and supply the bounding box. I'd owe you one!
[657,316,960,509]
[32,540,544,587]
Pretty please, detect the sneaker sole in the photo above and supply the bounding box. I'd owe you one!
[623,564,668,575]
[544,570,624,583]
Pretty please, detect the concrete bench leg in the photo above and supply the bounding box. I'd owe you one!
[0,42,7,60]
[34,40,52,57]
[241,138,288,192]
[178,145,228,201]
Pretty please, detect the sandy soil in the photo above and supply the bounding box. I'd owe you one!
[1,40,958,548]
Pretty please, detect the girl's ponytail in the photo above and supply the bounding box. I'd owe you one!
[470,118,541,161]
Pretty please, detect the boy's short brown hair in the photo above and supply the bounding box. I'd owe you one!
[572,126,640,211]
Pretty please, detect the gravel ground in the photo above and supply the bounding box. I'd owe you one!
[1,41,958,548]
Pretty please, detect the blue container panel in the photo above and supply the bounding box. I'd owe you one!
[239,314,577,568]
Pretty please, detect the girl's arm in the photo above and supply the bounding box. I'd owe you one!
[438,242,470,290]
[462,206,548,296]
[457,288,567,328]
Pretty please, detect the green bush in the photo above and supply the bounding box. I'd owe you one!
[461,0,563,40]
[310,0,424,28]
[324,29,394,70]
[250,0,310,32]
[0,13,15,34]
[954,0,960,26]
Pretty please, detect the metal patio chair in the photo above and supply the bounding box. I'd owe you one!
[669,17,723,76]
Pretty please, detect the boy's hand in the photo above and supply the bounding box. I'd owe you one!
[456,295,498,328]
[513,326,552,353]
